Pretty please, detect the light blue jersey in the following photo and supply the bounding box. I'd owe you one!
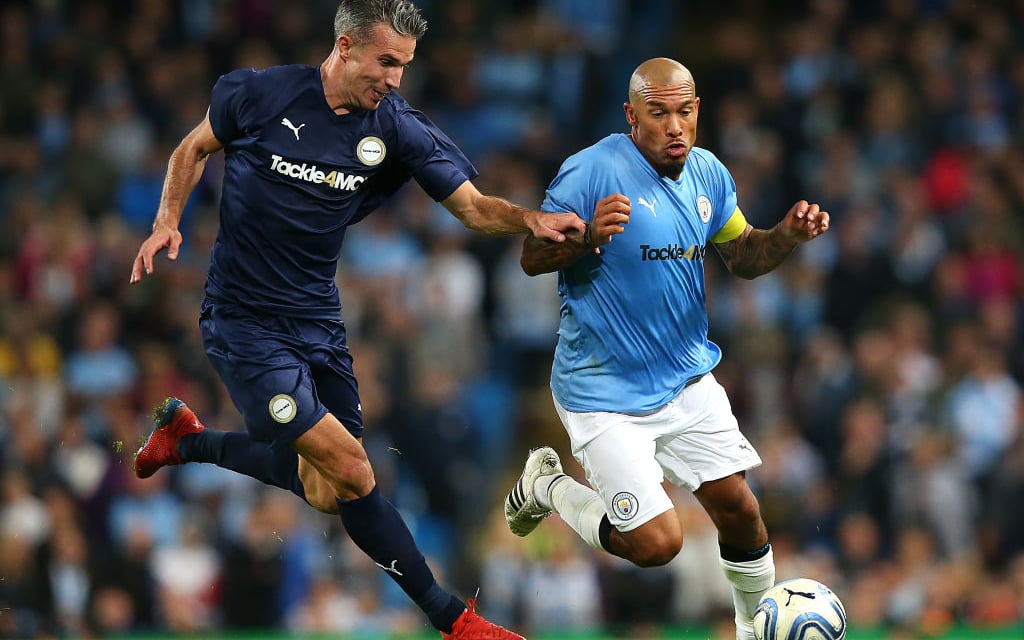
[544,134,747,412]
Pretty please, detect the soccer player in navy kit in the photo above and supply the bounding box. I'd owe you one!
[128,1,583,638]
[503,58,830,640]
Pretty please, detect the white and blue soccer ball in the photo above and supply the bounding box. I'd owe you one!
[752,578,847,640]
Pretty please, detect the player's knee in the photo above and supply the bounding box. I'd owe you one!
[711,487,762,529]
[631,538,682,567]
[733,492,764,528]
[334,453,372,483]
[299,447,374,500]
[324,454,373,498]
[624,528,683,567]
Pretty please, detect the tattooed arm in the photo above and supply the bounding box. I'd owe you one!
[714,200,830,280]
[520,194,632,276]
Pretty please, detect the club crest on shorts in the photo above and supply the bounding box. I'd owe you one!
[356,136,386,166]
[611,491,638,520]
[269,394,297,423]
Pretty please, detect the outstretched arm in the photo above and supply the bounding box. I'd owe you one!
[130,111,223,283]
[714,200,829,280]
[441,181,586,242]
[520,193,632,276]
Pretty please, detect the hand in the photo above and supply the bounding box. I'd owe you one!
[524,210,588,243]
[129,220,183,283]
[587,193,632,249]
[780,200,829,243]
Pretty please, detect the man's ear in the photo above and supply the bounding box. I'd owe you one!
[337,35,353,60]
[623,102,637,127]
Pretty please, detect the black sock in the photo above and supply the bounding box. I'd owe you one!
[719,540,771,562]
[336,487,464,631]
[178,431,306,501]
[599,515,614,550]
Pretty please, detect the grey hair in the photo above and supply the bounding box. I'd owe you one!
[333,0,427,44]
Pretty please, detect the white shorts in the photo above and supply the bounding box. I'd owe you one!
[552,373,761,532]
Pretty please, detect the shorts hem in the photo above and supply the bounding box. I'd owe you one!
[692,457,762,490]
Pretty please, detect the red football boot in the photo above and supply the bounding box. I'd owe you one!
[133,397,205,479]
[441,598,526,640]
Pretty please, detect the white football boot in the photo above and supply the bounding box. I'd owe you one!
[504,446,564,536]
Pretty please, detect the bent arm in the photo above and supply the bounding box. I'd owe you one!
[520,193,632,276]
[713,224,799,280]
[713,200,829,280]
[130,111,223,283]
[154,112,223,232]
[520,232,592,276]
[441,181,585,242]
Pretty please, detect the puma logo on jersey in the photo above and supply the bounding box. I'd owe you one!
[281,117,306,140]
[637,196,657,217]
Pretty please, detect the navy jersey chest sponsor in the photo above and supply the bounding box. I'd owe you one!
[263,112,387,193]
[269,154,366,191]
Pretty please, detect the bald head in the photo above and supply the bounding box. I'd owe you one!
[622,57,700,180]
[628,58,694,104]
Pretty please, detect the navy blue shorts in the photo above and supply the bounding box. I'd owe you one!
[199,299,364,449]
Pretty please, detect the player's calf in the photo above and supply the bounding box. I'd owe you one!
[297,458,342,514]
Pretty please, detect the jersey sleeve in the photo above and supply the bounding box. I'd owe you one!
[541,152,602,222]
[711,207,748,243]
[703,151,743,242]
[209,69,260,144]
[394,106,479,202]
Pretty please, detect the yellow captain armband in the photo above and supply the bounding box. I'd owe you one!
[711,207,748,243]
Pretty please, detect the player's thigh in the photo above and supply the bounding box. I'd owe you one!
[200,301,329,449]
[305,317,364,439]
[656,373,762,491]
[555,399,674,532]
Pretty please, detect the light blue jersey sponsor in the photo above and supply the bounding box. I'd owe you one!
[543,133,747,412]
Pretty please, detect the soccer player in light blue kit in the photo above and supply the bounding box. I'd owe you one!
[127,1,584,638]
[504,58,830,640]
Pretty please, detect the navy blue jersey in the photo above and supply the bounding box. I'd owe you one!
[206,64,477,318]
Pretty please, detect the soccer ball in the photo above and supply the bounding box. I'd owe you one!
[752,578,847,640]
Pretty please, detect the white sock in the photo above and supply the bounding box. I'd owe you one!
[721,546,775,640]
[536,474,607,550]
[533,473,561,509]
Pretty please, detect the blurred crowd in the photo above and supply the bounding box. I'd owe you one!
[1,0,1023,638]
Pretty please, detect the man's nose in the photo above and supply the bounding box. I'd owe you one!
[386,68,404,90]
[666,114,684,136]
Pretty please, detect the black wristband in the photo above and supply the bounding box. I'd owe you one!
[583,222,593,246]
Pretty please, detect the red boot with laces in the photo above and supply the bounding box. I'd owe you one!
[441,598,526,640]
[133,397,205,479]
